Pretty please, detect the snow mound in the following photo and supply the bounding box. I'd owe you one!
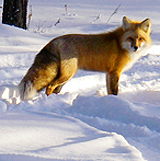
[0,112,145,161]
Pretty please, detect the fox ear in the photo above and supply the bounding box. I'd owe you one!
[140,18,151,33]
[122,16,131,30]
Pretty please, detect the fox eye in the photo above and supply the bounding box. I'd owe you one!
[127,37,134,41]
[139,37,144,41]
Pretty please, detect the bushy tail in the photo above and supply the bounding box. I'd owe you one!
[18,80,37,101]
[18,61,59,101]
[18,44,60,101]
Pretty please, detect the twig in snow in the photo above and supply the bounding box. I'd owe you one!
[106,4,121,23]
[92,14,102,23]
[65,4,68,14]
[54,18,61,26]
[33,20,46,33]
[27,5,32,29]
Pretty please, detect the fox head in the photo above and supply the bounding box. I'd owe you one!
[121,16,151,53]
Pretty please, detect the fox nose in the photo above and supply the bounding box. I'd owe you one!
[134,46,138,51]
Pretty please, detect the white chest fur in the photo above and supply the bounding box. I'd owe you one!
[122,49,145,72]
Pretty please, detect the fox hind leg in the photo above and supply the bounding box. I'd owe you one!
[45,83,64,95]
[45,83,57,96]
[45,58,78,96]
[46,83,64,95]
[45,75,71,96]
[53,84,64,94]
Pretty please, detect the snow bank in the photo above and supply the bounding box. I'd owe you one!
[0,112,145,161]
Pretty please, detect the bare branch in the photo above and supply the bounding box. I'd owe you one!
[54,18,61,26]
[106,4,121,24]
[65,4,68,14]
[27,5,32,29]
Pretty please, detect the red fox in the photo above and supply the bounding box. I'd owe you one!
[18,16,151,100]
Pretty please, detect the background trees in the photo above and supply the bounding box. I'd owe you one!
[2,0,28,29]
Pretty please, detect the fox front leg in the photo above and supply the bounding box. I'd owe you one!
[106,72,120,95]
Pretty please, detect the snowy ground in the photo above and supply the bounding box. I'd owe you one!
[0,0,160,160]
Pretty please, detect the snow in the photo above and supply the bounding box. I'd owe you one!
[0,0,160,160]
